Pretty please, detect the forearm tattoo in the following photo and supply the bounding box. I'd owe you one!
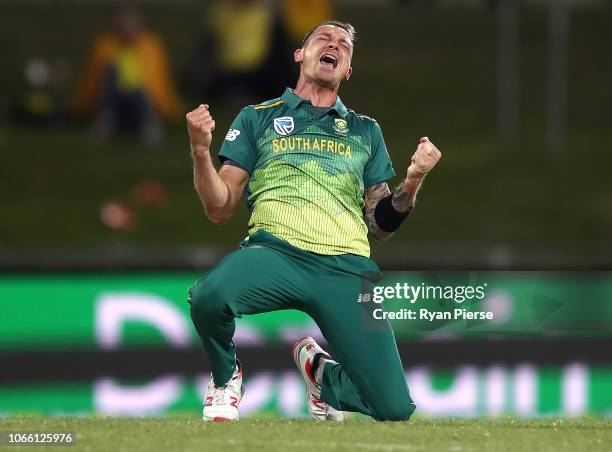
[364,182,393,240]
[391,183,414,213]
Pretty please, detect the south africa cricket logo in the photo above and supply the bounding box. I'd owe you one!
[333,118,349,136]
[273,117,294,136]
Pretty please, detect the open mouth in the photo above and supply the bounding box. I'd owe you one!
[319,54,338,69]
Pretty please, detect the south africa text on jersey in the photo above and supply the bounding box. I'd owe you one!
[272,137,353,158]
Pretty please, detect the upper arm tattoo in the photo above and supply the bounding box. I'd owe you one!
[363,182,393,240]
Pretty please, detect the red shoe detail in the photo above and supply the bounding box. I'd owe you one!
[306,344,314,351]
[231,363,243,381]
[312,397,326,411]
[230,397,239,408]
[212,417,231,422]
[291,336,311,356]
[305,358,315,384]
[205,397,213,407]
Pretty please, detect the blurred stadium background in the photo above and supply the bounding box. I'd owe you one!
[0,0,611,419]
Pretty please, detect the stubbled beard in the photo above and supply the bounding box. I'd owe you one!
[314,74,336,87]
[312,67,340,87]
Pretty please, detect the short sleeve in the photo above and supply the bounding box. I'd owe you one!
[218,106,258,174]
[363,120,395,188]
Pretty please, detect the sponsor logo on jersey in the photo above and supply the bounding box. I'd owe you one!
[225,129,241,141]
[333,118,349,136]
[273,117,294,136]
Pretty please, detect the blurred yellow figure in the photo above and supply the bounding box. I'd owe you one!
[71,5,181,142]
[210,0,273,73]
[283,0,333,44]
[185,0,294,102]
[113,47,144,93]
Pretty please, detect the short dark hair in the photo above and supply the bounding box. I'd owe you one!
[300,20,357,48]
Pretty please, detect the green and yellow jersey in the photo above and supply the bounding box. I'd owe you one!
[218,88,395,257]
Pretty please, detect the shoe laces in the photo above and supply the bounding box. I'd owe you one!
[206,362,240,405]
[213,386,228,405]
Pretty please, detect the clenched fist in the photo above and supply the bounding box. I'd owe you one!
[407,137,441,179]
[186,104,216,153]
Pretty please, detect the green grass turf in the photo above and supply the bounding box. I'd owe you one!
[1,417,611,451]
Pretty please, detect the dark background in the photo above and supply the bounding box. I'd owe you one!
[1,0,610,270]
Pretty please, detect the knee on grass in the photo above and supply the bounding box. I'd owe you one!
[371,402,415,422]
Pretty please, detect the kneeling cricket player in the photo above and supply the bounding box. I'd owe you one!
[186,20,441,421]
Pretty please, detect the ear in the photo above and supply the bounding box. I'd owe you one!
[345,66,353,81]
[294,48,303,64]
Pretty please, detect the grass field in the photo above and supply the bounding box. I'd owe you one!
[1,417,611,451]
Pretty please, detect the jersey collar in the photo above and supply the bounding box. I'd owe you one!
[281,88,348,118]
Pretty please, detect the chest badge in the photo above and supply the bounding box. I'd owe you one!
[273,117,294,136]
[333,118,349,136]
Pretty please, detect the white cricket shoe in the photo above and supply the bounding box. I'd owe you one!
[292,336,345,422]
[202,362,244,421]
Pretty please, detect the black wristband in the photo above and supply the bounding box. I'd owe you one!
[373,193,411,232]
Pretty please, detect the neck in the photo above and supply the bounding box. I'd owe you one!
[294,76,339,108]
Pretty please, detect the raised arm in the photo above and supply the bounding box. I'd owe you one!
[187,104,249,224]
[364,137,441,240]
